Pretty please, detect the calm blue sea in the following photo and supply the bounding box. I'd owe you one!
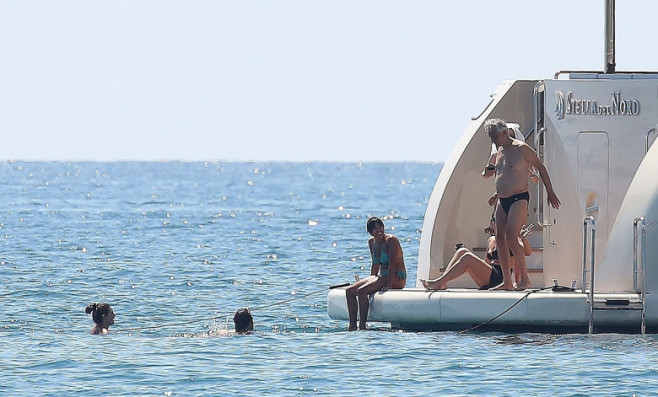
[1,161,657,396]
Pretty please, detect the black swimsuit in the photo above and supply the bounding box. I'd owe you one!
[481,248,511,289]
[486,248,513,262]
[499,191,530,214]
[480,264,503,290]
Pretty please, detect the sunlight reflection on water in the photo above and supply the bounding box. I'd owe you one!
[1,162,657,395]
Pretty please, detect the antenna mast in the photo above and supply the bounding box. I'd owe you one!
[604,0,616,73]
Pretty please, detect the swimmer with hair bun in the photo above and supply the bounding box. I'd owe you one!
[85,302,115,335]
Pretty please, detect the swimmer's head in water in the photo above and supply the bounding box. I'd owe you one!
[233,308,253,333]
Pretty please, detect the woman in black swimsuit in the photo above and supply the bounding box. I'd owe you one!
[420,219,532,290]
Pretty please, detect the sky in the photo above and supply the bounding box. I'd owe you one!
[2,1,658,163]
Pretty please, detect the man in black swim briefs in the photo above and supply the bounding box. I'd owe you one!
[484,118,561,290]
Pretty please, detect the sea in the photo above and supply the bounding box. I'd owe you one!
[1,161,656,396]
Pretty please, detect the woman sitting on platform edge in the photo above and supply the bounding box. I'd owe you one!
[346,217,407,331]
[420,219,533,291]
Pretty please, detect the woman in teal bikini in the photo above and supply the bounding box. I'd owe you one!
[346,217,407,331]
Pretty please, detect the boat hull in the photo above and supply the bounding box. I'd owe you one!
[328,287,649,333]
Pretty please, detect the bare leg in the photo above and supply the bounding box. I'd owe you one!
[511,257,520,287]
[356,277,387,330]
[420,248,470,285]
[345,277,372,331]
[491,204,514,290]
[421,252,492,290]
[442,248,471,274]
[506,201,531,290]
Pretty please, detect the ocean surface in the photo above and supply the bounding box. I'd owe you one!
[1,161,657,396]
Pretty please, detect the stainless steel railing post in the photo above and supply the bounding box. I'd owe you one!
[583,216,596,333]
[633,217,644,291]
[634,217,647,334]
[642,220,647,334]
[645,128,656,153]
[582,216,596,293]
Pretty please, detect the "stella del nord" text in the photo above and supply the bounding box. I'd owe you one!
[555,91,640,119]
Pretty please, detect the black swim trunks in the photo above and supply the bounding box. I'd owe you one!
[499,191,530,214]
[479,264,503,290]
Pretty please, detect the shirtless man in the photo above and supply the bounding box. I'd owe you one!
[484,118,560,290]
[482,122,539,184]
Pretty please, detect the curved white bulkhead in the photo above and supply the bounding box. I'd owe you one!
[328,73,658,333]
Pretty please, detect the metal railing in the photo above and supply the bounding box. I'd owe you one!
[646,127,656,154]
[633,217,647,334]
[532,82,551,229]
[582,216,596,294]
[585,216,646,334]
[582,216,597,334]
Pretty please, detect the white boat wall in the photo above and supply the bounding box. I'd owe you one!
[328,3,658,333]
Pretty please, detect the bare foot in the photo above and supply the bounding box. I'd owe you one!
[515,280,531,291]
[421,279,446,290]
[489,282,514,291]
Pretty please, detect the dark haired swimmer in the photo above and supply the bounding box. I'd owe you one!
[85,302,115,335]
[346,217,407,330]
[233,308,253,334]
[195,309,254,337]
[484,118,560,290]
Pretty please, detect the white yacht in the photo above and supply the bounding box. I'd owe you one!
[328,1,657,333]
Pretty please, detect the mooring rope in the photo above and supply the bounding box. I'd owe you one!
[115,284,343,333]
[458,285,554,334]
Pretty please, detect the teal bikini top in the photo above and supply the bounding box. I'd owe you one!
[372,250,390,277]
[371,249,406,280]
[371,250,389,266]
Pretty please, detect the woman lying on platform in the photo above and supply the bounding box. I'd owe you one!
[420,221,533,291]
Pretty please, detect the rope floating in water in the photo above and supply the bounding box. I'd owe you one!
[115,285,334,333]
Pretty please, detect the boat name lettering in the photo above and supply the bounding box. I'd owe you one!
[554,91,640,119]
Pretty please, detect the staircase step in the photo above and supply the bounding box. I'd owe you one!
[591,298,643,310]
